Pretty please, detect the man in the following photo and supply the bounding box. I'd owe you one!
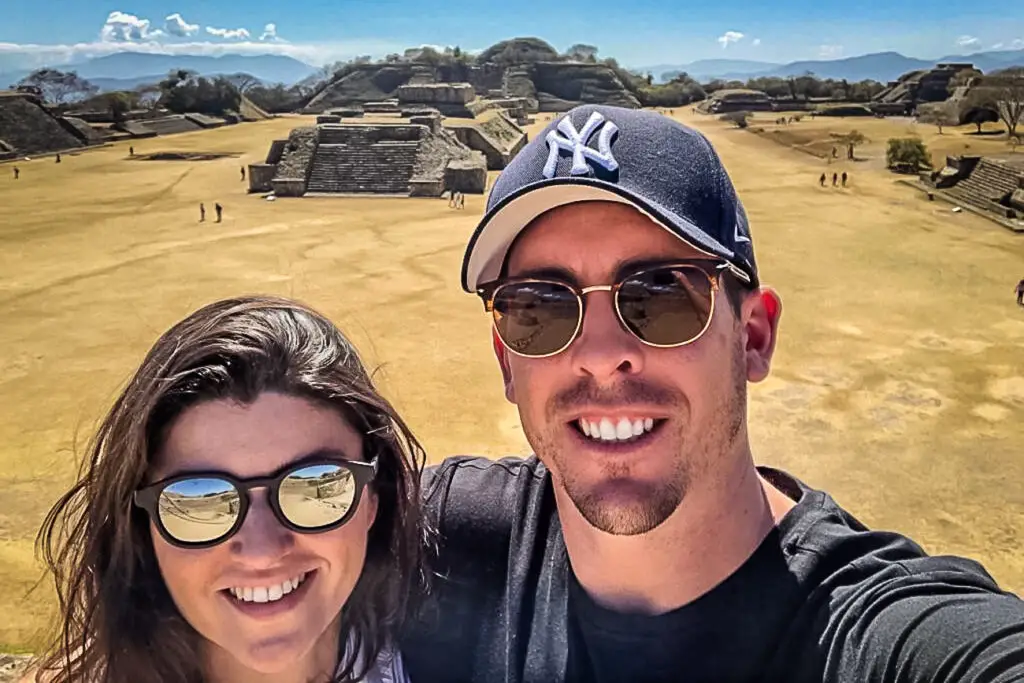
[399,105,1024,682]
[842,170,849,187]
[1016,278,1024,307]
[215,202,223,223]
[199,203,206,223]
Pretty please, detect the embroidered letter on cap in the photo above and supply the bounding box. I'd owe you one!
[542,112,619,179]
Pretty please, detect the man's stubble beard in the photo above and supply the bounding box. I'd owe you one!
[523,339,748,536]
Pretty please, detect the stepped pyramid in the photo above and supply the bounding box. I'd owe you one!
[249,114,487,198]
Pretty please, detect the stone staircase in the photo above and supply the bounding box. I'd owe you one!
[306,126,423,194]
[946,159,1024,214]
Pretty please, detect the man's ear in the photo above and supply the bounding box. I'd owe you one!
[743,288,782,383]
[493,328,517,404]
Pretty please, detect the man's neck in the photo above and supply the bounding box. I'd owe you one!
[557,453,796,615]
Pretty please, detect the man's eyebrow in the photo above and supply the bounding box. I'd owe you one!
[507,266,578,283]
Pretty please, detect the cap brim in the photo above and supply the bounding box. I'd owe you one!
[462,177,735,292]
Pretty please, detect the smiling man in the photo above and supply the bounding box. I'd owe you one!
[400,106,1024,682]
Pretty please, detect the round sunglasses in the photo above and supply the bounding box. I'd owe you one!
[133,456,378,549]
[478,261,737,358]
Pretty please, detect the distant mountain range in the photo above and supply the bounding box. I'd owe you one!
[646,49,1024,83]
[1,53,319,91]
[1,47,1022,95]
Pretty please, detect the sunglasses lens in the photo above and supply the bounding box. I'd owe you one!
[278,464,356,530]
[618,266,714,346]
[158,478,240,544]
[492,282,581,357]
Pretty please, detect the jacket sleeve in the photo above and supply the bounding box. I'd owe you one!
[825,558,1024,683]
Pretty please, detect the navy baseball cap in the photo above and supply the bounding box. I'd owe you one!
[461,104,759,293]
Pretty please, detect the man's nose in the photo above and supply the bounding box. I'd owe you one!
[569,290,645,381]
[228,492,294,563]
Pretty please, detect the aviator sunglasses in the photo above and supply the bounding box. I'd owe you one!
[479,260,746,358]
[133,454,378,549]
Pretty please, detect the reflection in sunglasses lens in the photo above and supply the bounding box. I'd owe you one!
[493,282,581,356]
[158,478,240,544]
[278,464,356,529]
[618,267,713,346]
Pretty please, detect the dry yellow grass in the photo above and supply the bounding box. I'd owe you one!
[1,110,1022,652]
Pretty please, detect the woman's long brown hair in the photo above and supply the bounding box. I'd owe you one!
[32,296,430,683]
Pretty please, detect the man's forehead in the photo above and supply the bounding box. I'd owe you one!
[505,201,706,276]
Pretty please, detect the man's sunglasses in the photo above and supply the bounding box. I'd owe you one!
[478,261,740,358]
[133,456,378,549]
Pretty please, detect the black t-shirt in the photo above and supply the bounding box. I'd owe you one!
[399,456,1024,682]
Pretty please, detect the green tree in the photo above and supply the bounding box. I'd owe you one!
[886,137,932,173]
[16,68,98,105]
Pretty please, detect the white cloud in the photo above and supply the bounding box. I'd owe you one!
[206,26,251,40]
[819,44,843,58]
[991,42,1004,50]
[100,11,161,42]
[259,23,282,42]
[1012,38,1024,48]
[0,39,405,68]
[164,13,199,38]
[956,35,980,49]
[751,38,761,47]
[717,31,744,49]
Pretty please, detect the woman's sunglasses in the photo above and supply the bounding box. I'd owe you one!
[478,261,736,358]
[133,456,378,549]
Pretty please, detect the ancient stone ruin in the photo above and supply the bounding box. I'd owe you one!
[302,59,639,115]
[397,83,476,117]
[0,91,100,158]
[696,89,774,114]
[923,155,1024,230]
[448,111,528,170]
[870,63,978,116]
[248,113,486,197]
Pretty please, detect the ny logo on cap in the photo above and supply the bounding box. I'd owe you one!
[542,111,619,179]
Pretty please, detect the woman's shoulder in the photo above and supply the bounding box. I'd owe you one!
[361,641,408,683]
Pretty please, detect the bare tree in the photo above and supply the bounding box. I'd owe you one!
[990,67,1024,138]
[917,102,958,134]
[16,68,98,105]
[226,73,261,93]
[565,44,599,62]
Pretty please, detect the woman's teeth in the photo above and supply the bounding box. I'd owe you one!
[578,417,656,442]
[229,572,307,603]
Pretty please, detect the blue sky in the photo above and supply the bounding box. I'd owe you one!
[2,0,1023,69]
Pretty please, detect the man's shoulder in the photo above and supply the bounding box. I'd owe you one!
[421,455,552,543]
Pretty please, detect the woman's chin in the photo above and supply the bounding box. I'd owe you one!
[226,635,320,675]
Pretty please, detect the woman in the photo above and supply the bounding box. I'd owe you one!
[32,296,427,683]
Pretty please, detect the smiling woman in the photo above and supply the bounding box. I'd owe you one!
[28,296,427,683]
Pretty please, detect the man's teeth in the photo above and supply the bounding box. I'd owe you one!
[229,572,307,603]
[578,417,656,442]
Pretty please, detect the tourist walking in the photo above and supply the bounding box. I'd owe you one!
[240,166,246,182]
[13,166,19,180]
[215,202,223,223]
[129,146,134,157]
[199,203,206,222]
[832,172,838,186]
[819,172,826,187]
[399,104,1024,682]
[842,171,848,187]
[1016,278,1024,307]
[55,153,61,164]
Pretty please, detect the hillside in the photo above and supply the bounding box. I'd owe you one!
[648,49,1024,83]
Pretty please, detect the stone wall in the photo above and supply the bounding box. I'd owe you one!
[397,83,475,105]
[248,164,276,192]
[272,126,317,195]
[265,139,287,165]
[445,158,487,193]
[0,93,85,155]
